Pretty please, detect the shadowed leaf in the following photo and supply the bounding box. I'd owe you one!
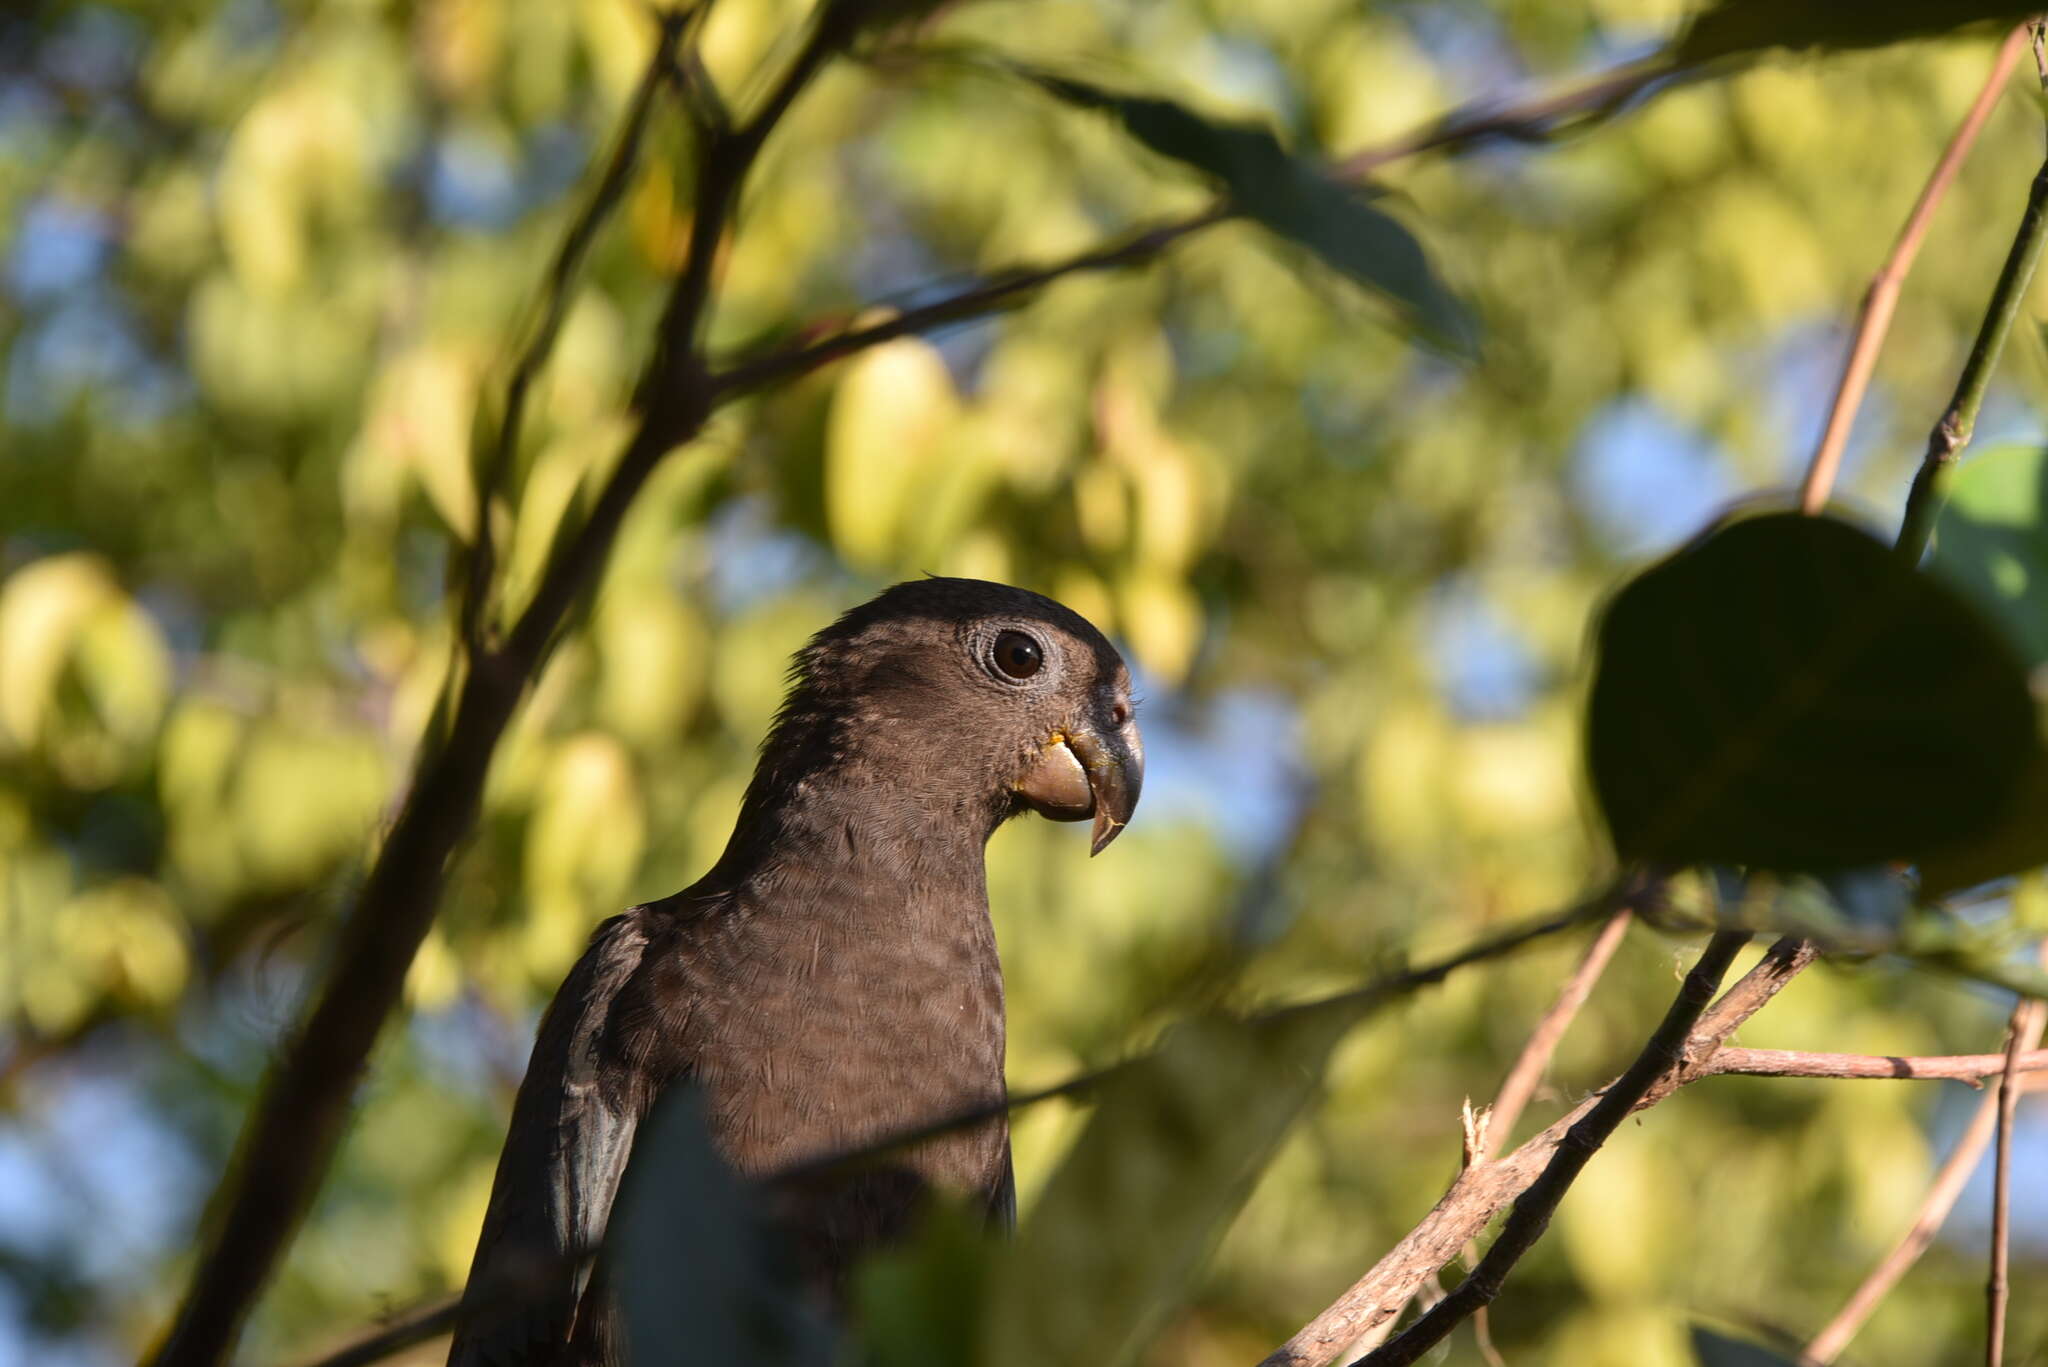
[1586,512,2036,873]
[1677,1,2035,64]
[1690,1325,1805,1367]
[1024,72,1473,352]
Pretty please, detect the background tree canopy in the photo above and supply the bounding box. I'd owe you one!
[4,1,2048,1365]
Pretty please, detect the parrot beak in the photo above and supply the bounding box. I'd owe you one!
[1014,716,1144,855]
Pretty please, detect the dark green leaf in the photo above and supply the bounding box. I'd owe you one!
[851,1201,993,1367]
[983,1010,1347,1367]
[1677,1,2035,64]
[1586,512,2037,873]
[1023,72,1473,352]
[1690,1325,1805,1367]
[609,1090,831,1367]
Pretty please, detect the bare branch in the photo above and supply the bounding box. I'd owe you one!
[1263,933,1817,1367]
[147,8,853,1361]
[711,53,1699,398]
[1799,24,2029,514]
[459,8,690,655]
[1482,905,1634,1157]
[1985,993,2044,1367]
[1359,932,1752,1367]
[1706,1045,2048,1083]
[1802,975,2048,1366]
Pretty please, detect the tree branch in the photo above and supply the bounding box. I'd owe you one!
[1261,933,1816,1367]
[1801,962,2048,1366]
[1481,904,1634,1157]
[1705,1044,2048,1082]
[459,8,690,654]
[1358,931,1752,1367]
[146,9,848,1361]
[1895,38,2048,561]
[709,52,1699,399]
[1985,988,2045,1367]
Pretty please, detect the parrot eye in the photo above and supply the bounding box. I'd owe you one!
[991,630,1044,680]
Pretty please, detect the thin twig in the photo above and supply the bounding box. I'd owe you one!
[1333,58,1683,181]
[284,1299,458,1367]
[459,9,690,654]
[1262,935,1815,1367]
[710,57,1695,398]
[1801,963,2048,1367]
[1799,25,2029,513]
[1985,993,2043,1367]
[1459,901,1632,1365]
[1358,931,1752,1367]
[1705,1045,2048,1083]
[1483,905,1635,1156]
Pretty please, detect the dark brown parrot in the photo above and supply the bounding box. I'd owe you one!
[446,578,1143,1366]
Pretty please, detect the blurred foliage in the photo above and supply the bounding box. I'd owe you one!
[2,0,2048,1365]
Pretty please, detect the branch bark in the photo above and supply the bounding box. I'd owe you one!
[1261,935,1816,1367]
[1801,969,2048,1366]
[1985,989,2044,1367]
[145,12,839,1363]
[1357,931,1752,1367]
[1482,905,1634,1156]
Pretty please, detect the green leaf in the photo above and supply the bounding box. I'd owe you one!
[1585,512,2037,873]
[851,1201,993,1367]
[609,1090,831,1367]
[1929,443,2048,667]
[1024,72,1473,352]
[983,1010,1347,1367]
[1677,1,2035,64]
[1690,1325,1805,1367]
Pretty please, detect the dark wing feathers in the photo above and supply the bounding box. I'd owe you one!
[449,913,653,1367]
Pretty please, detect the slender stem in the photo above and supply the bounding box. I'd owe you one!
[1896,86,2048,560]
[1482,905,1635,1156]
[1801,968,2048,1366]
[1985,996,2041,1367]
[1706,1045,2048,1082]
[1800,25,2028,514]
[1262,935,1813,1367]
[1358,931,1752,1367]
[460,10,688,653]
[712,53,1691,397]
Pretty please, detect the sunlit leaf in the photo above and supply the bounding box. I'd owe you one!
[1586,513,2037,872]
